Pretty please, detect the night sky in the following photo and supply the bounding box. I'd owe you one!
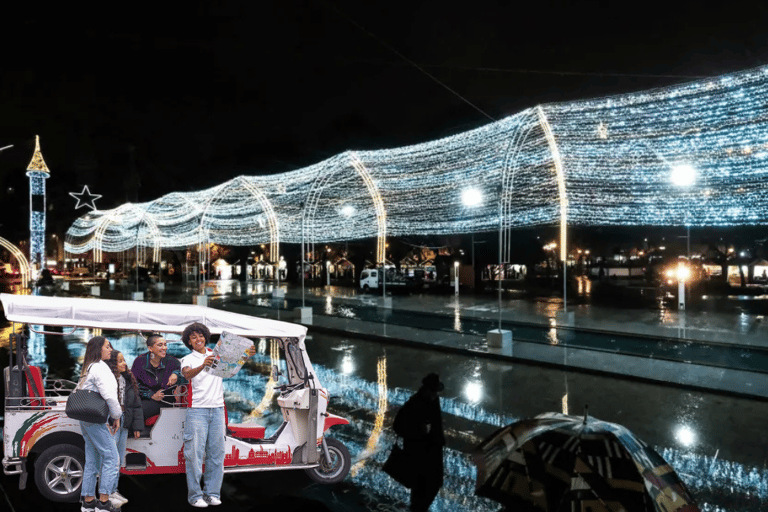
[0,1,767,244]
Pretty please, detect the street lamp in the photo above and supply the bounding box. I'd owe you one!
[454,260,460,295]
[677,261,690,310]
[671,164,696,259]
[671,164,696,309]
[462,188,483,288]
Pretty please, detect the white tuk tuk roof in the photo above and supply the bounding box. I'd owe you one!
[0,294,307,339]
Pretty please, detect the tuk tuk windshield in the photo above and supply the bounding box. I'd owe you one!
[283,337,307,382]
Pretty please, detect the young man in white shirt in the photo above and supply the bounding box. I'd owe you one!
[180,322,255,508]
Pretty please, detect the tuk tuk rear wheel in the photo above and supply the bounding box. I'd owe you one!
[305,438,350,484]
[34,444,85,502]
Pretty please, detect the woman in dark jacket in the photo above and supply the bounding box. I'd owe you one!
[106,350,144,507]
[130,333,184,419]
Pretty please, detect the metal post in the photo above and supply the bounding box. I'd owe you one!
[135,227,139,294]
[563,242,567,313]
[454,262,459,295]
[471,233,475,289]
[382,262,386,297]
[498,189,503,330]
[301,204,305,308]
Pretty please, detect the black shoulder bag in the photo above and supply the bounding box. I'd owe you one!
[65,364,110,423]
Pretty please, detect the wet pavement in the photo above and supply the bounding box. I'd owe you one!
[3,279,768,511]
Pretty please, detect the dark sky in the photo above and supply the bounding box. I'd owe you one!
[0,0,767,242]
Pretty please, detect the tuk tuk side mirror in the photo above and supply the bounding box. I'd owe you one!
[271,364,281,382]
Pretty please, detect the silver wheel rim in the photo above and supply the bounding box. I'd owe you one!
[44,454,83,495]
[317,446,344,479]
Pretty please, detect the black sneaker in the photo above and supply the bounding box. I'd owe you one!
[81,498,97,512]
[96,498,119,512]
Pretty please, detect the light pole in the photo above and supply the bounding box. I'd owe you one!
[677,261,689,310]
[454,261,459,295]
[671,164,696,311]
[462,188,483,289]
[294,202,312,323]
[487,185,512,350]
[301,202,305,308]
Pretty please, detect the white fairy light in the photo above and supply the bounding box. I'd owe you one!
[65,64,768,258]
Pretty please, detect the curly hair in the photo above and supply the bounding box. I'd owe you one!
[181,322,210,350]
[105,350,140,407]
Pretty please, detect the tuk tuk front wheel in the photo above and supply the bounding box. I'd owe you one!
[305,437,350,484]
[34,444,85,502]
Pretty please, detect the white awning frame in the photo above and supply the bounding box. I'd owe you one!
[0,294,306,339]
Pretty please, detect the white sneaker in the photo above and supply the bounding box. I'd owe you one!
[110,491,128,506]
[191,499,208,508]
[204,496,221,506]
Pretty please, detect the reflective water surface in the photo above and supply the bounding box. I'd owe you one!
[11,323,768,511]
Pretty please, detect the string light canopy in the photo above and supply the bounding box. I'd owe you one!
[66,64,768,262]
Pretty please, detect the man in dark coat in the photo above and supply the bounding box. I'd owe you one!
[393,373,445,512]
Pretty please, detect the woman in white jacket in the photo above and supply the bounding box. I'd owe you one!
[78,336,123,512]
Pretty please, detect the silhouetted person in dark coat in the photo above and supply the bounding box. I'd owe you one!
[393,373,445,511]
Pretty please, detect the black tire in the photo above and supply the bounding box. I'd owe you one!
[304,437,351,484]
[363,284,370,293]
[34,444,85,502]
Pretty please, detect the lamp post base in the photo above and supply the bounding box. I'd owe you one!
[555,310,575,325]
[294,306,313,324]
[487,329,512,353]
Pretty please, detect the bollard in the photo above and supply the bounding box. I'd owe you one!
[294,306,312,324]
[487,329,512,353]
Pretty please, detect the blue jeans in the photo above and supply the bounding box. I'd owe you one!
[80,421,119,497]
[184,407,225,504]
[114,427,128,467]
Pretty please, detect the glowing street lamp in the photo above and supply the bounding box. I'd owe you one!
[454,261,459,295]
[461,188,483,207]
[671,164,696,259]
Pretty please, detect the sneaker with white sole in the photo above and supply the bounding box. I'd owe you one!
[191,498,208,508]
[204,496,221,506]
[81,498,97,512]
[95,498,120,512]
[110,491,128,506]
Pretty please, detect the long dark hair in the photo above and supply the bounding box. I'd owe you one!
[81,336,109,378]
[106,350,140,406]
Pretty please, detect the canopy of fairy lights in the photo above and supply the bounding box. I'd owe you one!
[66,64,768,263]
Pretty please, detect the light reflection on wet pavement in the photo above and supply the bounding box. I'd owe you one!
[11,323,768,511]
[243,295,768,374]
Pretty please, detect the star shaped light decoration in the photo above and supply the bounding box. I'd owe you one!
[69,185,102,210]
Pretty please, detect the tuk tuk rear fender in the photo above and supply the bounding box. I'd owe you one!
[323,413,349,432]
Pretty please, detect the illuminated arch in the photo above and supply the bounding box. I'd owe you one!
[199,177,280,262]
[304,152,387,264]
[537,106,568,264]
[93,204,161,264]
[0,237,31,288]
